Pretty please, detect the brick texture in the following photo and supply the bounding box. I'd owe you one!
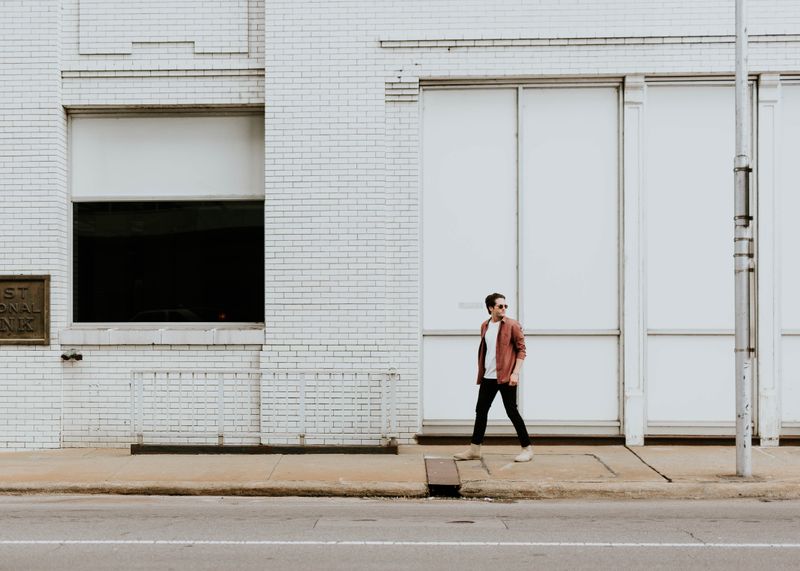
[2,1,800,448]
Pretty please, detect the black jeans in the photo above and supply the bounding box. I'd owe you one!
[470,378,531,447]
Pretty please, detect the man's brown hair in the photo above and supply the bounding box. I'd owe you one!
[485,292,506,314]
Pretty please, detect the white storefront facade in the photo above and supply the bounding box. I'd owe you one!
[2,1,800,450]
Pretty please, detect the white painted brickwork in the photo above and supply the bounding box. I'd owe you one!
[263,0,800,448]
[132,369,261,445]
[3,1,800,449]
[0,1,66,450]
[60,0,264,107]
[63,0,263,67]
[261,370,398,445]
[62,348,261,447]
[78,0,248,55]
[376,0,800,39]
[61,73,264,107]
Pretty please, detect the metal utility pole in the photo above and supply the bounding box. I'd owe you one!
[734,0,753,477]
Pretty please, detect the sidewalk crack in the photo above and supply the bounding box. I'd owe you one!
[589,454,618,477]
[479,457,493,476]
[624,446,672,482]
[265,455,282,481]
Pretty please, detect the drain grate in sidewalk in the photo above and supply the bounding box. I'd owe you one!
[425,458,461,497]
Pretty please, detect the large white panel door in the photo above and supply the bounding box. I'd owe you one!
[422,89,517,422]
[645,85,736,428]
[519,87,620,424]
[780,84,800,425]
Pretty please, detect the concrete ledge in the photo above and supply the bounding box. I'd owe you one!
[130,444,399,455]
[3,480,799,501]
[458,480,800,500]
[213,328,265,345]
[0,481,428,498]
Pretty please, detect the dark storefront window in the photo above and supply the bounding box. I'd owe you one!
[74,201,264,323]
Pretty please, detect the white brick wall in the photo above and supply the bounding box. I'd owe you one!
[3,1,800,448]
[61,72,264,107]
[261,370,397,445]
[1,0,266,450]
[62,347,261,447]
[263,0,800,446]
[0,1,65,450]
[375,0,800,39]
[77,0,249,55]
[62,0,263,68]
[61,0,264,107]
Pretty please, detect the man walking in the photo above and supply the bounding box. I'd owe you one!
[454,293,533,462]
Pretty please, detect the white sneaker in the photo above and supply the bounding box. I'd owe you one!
[454,443,482,460]
[514,446,533,462]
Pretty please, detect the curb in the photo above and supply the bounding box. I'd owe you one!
[2,480,798,500]
[458,481,800,500]
[0,482,429,498]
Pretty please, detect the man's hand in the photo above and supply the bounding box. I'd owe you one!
[509,373,519,386]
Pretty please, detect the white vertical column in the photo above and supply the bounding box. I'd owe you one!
[757,74,782,447]
[623,76,647,445]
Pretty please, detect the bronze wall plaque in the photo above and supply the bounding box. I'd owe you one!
[0,275,50,345]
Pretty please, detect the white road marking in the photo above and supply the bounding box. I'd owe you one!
[0,540,799,548]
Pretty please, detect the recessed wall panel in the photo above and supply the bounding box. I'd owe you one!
[422,336,506,421]
[645,86,735,330]
[780,84,800,424]
[521,336,619,421]
[780,85,800,330]
[520,87,619,330]
[781,337,800,422]
[647,336,734,422]
[79,0,248,55]
[422,89,517,331]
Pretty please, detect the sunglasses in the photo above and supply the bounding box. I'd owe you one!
[495,304,508,309]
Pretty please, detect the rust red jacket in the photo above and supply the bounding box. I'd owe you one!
[476,317,526,384]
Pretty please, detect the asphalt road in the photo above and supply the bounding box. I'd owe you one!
[0,496,799,570]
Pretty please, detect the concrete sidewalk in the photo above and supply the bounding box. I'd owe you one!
[1,445,799,500]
